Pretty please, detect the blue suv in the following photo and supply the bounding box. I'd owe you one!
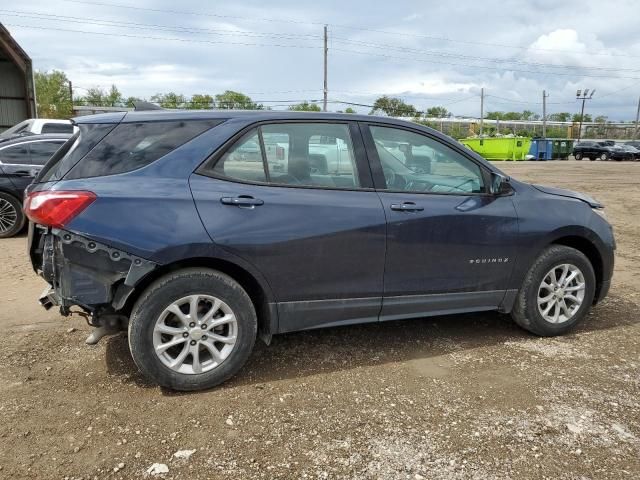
[26,111,615,390]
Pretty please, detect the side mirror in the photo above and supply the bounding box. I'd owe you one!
[489,172,511,195]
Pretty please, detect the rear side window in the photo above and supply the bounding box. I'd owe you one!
[0,144,29,164]
[41,123,74,134]
[36,124,115,183]
[208,123,361,189]
[66,120,221,179]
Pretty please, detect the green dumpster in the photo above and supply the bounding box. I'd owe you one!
[550,139,574,160]
[459,137,531,161]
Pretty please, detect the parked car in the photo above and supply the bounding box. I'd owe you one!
[0,134,71,237]
[26,111,615,390]
[572,141,633,161]
[617,143,640,160]
[0,119,75,140]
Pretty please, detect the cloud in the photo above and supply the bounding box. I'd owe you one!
[6,0,640,118]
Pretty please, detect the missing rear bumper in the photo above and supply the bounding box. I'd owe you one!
[33,228,157,316]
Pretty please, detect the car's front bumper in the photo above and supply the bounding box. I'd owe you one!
[29,224,157,315]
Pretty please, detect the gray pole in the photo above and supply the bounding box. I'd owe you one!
[479,87,484,136]
[634,96,640,140]
[577,97,586,142]
[323,25,328,112]
[68,80,73,117]
[542,90,547,138]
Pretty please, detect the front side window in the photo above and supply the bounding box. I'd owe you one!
[369,126,485,194]
[29,141,65,165]
[0,144,29,164]
[210,123,360,189]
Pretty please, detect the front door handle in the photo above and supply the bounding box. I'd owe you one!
[220,196,264,207]
[390,202,423,212]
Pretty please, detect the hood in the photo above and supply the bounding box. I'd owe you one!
[533,184,603,209]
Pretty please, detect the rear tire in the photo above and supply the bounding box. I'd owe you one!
[0,192,25,239]
[128,268,257,391]
[511,245,595,336]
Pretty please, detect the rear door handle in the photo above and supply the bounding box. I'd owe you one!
[220,196,264,207]
[390,202,423,212]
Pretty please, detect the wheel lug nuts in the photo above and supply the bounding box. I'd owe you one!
[201,324,207,329]
[182,332,189,338]
[190,340,196,346]
[202,335,208,341]
[189,322,196,328]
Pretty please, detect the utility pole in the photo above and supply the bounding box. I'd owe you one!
[323,24,328,112]
[542,90,549,138]
[634,96,640,140]
[575,88,594,141]
[479,87,484,136]
[68,80,73,114]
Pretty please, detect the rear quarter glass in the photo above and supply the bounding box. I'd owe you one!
[64,119,222,180]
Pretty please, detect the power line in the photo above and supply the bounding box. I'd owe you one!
[331,37,640,73]
[0,10,322,40]
[4,24,322,49]
[9,8,634,74]
[331,47,640,80]
[62,0,327,26]
[11,22,640,82]
[61,0,640,59]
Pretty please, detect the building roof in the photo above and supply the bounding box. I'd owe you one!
[0,23,32,73]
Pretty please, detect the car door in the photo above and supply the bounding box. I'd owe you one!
[0,140,65,192]
[190,121,387,333]
[361,123,519,321]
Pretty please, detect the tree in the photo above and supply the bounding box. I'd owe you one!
[549,112,571,122]
[105,85,123,106]
[150,92,187,109]
[344,107,356,114]
[35,70,73,118]
[288,101,321,112]
[425,106,450,118]
[485,111,503,120]
[214,90,262,109]
[521,110,535,121]
[594,115,608,123]
[370,96,417,117]
[572,113,592,122]
[79,84,122,106]
[125,96,142,107]
[188,94,214,110]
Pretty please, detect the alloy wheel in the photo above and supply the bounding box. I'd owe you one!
[0,198,18,234]
[153,294,238,374]
[537,264,586,324]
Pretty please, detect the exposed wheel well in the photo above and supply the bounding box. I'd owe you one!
[551,236,603,302]
[122,257,275,340]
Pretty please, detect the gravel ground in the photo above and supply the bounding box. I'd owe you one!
[0,160,638,479]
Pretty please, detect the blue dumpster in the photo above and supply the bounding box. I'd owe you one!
[528,138,553,160]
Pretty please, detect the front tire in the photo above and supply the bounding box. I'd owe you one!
[599,153,609,161]
[128,268,257,391]
[0,193,25,238]
[574,152,582,161]
[511,246,595,336]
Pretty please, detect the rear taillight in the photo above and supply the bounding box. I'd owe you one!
[24,190,96,228]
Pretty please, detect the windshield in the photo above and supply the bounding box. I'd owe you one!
[1,120,32,137]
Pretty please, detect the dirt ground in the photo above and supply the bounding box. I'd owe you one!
[0,160,639,480]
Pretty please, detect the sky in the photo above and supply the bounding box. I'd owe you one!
[2,0,640,120]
